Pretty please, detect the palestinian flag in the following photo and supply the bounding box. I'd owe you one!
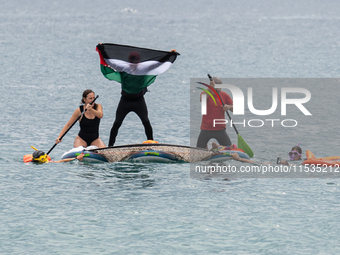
[96,43,180,94]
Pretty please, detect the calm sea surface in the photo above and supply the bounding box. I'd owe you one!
[1,0,340,254]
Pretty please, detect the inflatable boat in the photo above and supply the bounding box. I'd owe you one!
[90,142,249,163]
[303,150,340,167]
[60,142,250,164]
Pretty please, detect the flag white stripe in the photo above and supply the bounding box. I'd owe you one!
[104,58,173,76]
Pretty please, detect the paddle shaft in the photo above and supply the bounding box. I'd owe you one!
[46,95,99,155]
[207,74,239,135]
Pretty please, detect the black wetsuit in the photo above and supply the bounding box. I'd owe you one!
[108,89,153,146]
[78,105,101,146]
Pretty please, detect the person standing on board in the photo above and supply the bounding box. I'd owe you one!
[96,43,179,146]
[196,77,233,149]
[55,89,106,148]
[109,52,153,147]
[104,49,177,146]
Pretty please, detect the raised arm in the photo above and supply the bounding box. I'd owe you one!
[86,103,104,119]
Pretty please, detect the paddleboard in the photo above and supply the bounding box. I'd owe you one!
[209,149,250,162]
[124,149,182,162]
[89,143,248,163]
[90,143,211,163]
[61,146,108,163]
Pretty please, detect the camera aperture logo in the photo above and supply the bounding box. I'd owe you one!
[198,82,312,128]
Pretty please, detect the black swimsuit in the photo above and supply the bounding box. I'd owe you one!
[78,105,101,146]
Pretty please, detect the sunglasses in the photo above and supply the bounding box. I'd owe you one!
[288,151,301,160]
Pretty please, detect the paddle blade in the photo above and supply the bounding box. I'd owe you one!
[237,134,254,158]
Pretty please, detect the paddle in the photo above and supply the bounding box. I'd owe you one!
[46,95,99,155]
[197,75,253,158]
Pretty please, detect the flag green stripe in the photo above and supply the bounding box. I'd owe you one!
[100,65,156,94]
[100,65,121,82]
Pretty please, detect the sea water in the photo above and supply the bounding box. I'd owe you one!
[1,0,340,254]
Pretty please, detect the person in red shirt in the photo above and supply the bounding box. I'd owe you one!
[196,77,233,149]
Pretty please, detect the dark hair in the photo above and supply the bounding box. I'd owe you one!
[81,89,97,110]
[128,51,140,63]
[291,146,302,154]
[32,150,46,162]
